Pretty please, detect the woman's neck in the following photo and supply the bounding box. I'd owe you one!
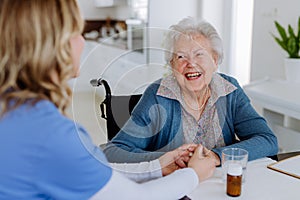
[182,86,211,113]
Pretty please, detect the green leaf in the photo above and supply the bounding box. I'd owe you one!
[288,24,296,38]
[274,36,287,51]
[287,37,298,58]
[298,16,300,40]
[299,39,300,52]
[275,21,288,41]
[273,18,300,58]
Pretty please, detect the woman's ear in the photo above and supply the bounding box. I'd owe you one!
[170,57,175,66]
[212,54,219,72]
[212,53,218,65]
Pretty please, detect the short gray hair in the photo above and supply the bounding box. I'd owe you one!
[164,17,223,65]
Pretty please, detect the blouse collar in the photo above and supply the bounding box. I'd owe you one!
[157,73,237,106]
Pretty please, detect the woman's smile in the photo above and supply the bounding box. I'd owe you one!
[185,72,203,80]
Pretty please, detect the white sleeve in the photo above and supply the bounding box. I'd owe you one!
[109,159,162,183]
[89,168,199,200]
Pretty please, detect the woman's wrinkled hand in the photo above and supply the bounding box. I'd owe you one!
[159,144,198,176]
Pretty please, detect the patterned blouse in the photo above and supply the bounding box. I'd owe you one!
[157,73,237,150]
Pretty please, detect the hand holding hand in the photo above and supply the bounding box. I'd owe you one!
[202,146,221,166]
[188,145,216,182]
[159,144,197,176]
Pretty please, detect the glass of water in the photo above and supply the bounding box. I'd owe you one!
[222,148,248,183]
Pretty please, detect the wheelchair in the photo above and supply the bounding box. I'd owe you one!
[90,78,142,141]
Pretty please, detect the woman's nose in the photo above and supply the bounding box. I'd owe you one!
[186,56,197,67]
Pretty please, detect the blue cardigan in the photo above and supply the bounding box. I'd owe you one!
[104,74,278,163]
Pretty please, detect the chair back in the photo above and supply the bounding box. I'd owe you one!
[102,94,142,140]
[91,78,142,140]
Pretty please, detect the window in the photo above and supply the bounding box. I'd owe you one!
[231,0,254,86]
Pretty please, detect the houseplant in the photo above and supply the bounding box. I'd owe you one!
[273,17,300,83]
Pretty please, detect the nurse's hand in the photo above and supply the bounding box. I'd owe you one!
[159,144,197,176]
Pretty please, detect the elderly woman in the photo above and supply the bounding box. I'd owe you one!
[104,17,278,165]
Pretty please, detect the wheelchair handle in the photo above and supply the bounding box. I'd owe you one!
[90,78,111,98]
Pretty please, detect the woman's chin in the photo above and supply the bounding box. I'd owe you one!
[185,79,204,89]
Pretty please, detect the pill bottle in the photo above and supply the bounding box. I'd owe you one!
[226,163,242,197]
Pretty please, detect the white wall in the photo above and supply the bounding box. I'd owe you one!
[147,0,199,65]
[198,0,235,78]
[148,0,198,29]
[251,0,300,81]
[200,0,226,36]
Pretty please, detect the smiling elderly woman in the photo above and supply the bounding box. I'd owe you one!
[104,17,278,165]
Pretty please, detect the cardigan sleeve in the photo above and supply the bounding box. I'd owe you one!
[212,76,278,161]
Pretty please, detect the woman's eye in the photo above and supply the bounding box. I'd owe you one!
[177,55,185,59]
[196,52,204,57]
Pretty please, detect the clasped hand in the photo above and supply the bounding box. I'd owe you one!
[159,144,219,182]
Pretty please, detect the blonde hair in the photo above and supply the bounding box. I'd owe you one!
[0,0,84,117]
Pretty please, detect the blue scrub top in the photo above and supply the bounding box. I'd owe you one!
[0,100,112,199]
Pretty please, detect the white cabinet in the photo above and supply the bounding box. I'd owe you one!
[244,78,300,153]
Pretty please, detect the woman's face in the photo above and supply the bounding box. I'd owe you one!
[70,34,85,78]
[171,34,218,95]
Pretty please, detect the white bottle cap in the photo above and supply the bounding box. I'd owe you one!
[227,163,243,176]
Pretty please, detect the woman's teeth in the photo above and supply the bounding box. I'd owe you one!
[185,72,202,78]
